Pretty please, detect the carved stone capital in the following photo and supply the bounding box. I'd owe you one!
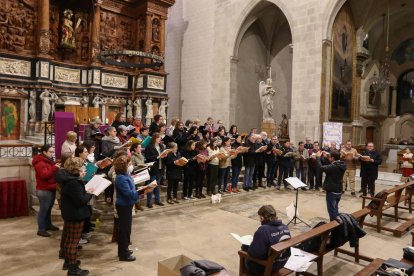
[39,30,50,54]
[94,0,103,7]
[356,52,370,77]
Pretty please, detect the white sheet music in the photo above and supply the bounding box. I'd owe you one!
[85,175,112,196]
[284,248,317,272]
[285,177,307,189]
[230,233,253,245]
[132,169,150,184]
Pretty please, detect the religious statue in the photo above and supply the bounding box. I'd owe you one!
[60,9,76,49]
[145,98,153,126]
[133,98,142,119]
[158,99,168,123]
[259,67,276,123]
[39,89,51,122]
[279,114,289,139]
[152,19,160,41]
[126,99,133,119]
[81,95,89,107]
[29,91,36,122]
[92,94,106,108]
[50,91,59,117]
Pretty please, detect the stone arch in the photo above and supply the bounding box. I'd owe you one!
[232,0,295,58]
[229,0,293,133]
[323,0,347,40]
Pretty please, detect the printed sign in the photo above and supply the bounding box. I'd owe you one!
[323,122,343,150]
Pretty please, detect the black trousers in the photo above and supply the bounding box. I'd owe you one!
[116,204,133,258]
[183,171,196,197]
[253,165,265,184]
[361,176,376,196]
[167,178,179,199]
[277,165,290,187]
[195,169,206,196]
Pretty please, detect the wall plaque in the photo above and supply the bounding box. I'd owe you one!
[147,75,164,90]
[0,57,31,77]
[54,66,81,84]
[102,73,128,89]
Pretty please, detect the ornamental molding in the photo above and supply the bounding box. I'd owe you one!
[94,70,101,84]
[54,66,81,84]
[102,72,128,89]
[40,61,49,78]
[0,57,31,77]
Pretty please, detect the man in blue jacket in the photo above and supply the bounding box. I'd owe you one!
[317,150,347,221]
[244,205,291,275]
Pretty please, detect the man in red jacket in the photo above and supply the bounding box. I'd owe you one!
[32,144,60,237]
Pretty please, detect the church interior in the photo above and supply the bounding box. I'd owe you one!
[0,0,414,275]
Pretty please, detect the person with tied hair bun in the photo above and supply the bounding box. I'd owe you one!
[243,205,291,275]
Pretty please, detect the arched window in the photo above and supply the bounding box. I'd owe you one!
[397,70,414,116]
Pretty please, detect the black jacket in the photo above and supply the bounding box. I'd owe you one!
[243,139,259,167]
[166,152,182,180]
[278,146,293,167]
[231,142,243,168]
[56,169,92,221]
[173,129,188,154]
[317,157,346,193]
[255,142,266,166]
[360,150,382,179]
[328,213,366,250]
[265,142,280,164]
[149,122,158,136]
[145,144,165,175]
[182,149,198,174]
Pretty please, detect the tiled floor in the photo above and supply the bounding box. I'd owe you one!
[1,183,413,276]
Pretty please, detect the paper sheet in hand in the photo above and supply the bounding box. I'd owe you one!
[284,248,317,272]
[132,169,150,184]
[286,202,297,221]
[230,233,253,246]
[285,177,307,189]
[85,175,112,196]
[137,180,157,192]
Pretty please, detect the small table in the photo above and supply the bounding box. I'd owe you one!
[0,177,29,218]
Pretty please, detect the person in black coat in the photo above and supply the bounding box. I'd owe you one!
[182,140,198,199]
[265,136,280,187]
[111,112,127,135]
[144,133,167,208]
[317,151,347,221]
[56,157,93,275]
[149,114,163,136]
[359,142,382,197]
[231,135,243,193]
[253,133,267,189]
[242,135,259,191]
[173,121,188,154]
[277,140,293,190]
[165,142,182,204]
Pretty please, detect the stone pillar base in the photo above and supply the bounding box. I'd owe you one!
[261,121,277,137]
[26,122,36,136]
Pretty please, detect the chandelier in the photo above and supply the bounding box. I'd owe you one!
[371,1,391,92]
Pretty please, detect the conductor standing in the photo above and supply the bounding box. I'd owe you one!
[317,150,347,221]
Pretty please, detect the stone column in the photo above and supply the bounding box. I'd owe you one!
[145,13,153,52]
[91,0,103,63]
[391,86,397,117]
[38,0,50,56]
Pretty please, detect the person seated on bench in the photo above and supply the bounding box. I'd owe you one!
[242,205,291,275]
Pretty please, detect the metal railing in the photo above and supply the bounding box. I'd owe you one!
[43,122,55,146]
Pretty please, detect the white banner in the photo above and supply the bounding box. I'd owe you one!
[323,122,343,150]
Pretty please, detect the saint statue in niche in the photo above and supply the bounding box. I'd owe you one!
[61,9,82,49]
[92,94,106,108]
[2,100,17,137]
[152,18,160,41]
[279,114,289,139]
[126,99,133,119]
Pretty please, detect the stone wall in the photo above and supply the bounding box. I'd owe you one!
[165,0,356,142]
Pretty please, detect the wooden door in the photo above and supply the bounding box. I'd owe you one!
[76,107,89,125]
[366,127,375,144]
[88,108,99,122]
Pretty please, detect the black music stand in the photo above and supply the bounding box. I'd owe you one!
[285,177,311,227]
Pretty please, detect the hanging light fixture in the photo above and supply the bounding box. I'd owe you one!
[371,0,391,92]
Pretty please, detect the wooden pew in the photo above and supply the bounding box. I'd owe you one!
[362,181,414,237]
[238,209,372,276]
[356,256,414,275]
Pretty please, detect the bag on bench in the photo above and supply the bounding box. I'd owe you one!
[295,221,326,253]
[403,247,414,262]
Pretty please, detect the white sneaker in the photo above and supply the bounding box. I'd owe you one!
[183,197,189,200]
[81,233,91,240]
[79,238,89,245]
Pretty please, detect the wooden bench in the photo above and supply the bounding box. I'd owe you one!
[238,209,372,276]
[356,257,414,275]
[362,181,414,237]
